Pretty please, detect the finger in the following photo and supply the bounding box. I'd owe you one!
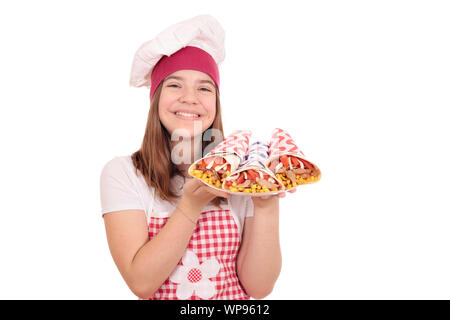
[205,186,230,198]
[191,177,206,192]
[278,192,286,198]
[288,188,297,193]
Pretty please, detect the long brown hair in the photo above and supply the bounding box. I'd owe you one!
[131,83,226,209]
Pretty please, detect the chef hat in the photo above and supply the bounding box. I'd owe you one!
[129,15,225,100]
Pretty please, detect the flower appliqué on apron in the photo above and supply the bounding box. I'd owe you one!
[169,249,220,299]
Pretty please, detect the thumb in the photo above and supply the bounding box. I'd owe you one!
[204,186,230,198]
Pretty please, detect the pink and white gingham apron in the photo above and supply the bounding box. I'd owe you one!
[145,186,249,300]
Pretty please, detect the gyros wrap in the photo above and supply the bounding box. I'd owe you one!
[188,130,251,189]
[223,140,285,194]
[265,128,321,190]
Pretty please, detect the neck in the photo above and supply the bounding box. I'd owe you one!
[170,134,203,176]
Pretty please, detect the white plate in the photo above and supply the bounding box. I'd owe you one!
[196,177,296,197]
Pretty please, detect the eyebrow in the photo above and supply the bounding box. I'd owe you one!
[164,75,216,88]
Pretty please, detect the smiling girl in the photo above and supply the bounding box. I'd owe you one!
[99,15,294,300]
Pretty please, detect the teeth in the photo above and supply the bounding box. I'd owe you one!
[175,112,199,118]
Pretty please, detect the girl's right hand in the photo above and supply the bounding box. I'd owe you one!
[180,177,230,214]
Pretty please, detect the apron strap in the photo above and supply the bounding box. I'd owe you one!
[145,187,156,226]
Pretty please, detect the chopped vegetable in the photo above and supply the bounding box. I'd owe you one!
[300,159,314,170]
[246,169,259,181]
[290,156,300,167]
[236,173,245,185]
[280,155,289,167]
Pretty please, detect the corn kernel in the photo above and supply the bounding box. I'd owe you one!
[226,171,230,176]
[244,189,251,193]
[238,187,244,191]
[232,182,237,187]
[271,188,278,191]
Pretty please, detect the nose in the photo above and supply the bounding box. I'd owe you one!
[179,86,198,104]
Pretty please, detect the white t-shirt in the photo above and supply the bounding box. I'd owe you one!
[99,156,254,236]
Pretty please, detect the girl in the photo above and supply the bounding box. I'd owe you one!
[100,15,295,300]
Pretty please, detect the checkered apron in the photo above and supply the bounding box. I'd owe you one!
[145,195,249,300]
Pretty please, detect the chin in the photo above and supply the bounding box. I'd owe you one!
[169,126,199,139]
[173,120,209,137]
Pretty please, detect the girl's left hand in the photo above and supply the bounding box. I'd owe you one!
[251,188,297,208]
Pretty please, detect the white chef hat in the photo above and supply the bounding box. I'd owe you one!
[129,14,225,100]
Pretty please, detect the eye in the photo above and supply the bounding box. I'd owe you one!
[167,84,180,88]
[200,87,212,92]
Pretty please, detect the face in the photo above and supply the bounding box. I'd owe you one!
[158,69,217,138]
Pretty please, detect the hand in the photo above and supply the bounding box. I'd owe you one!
[251,188,297,208]
[181,177,229,213]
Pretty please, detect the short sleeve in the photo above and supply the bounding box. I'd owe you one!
[99,157,145,217]
[243,196,254,218]
[229,194,254,226]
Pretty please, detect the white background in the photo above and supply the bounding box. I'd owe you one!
[0,0,449,299]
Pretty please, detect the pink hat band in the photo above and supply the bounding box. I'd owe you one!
[150,46,220,100]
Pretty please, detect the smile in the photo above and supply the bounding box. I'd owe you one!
[174,112,201,120]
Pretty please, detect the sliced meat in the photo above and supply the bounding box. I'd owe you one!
[293,168,311,175]
[286,170,297,184]
[276,167,286,174]
[236,180,252,188]
[206,169,220,181]
[256,177,279,189]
